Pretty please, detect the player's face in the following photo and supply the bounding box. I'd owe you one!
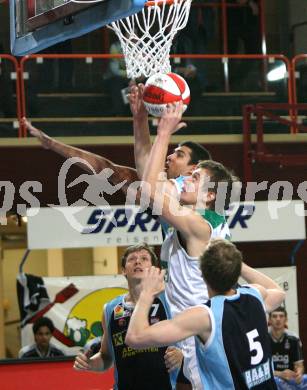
[270,311,287,331]
[34,326,52,350]
[165,146,196,179]
[180,168,215,207]
[122,249,153,280]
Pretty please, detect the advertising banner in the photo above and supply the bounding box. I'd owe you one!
[17,273,128,355]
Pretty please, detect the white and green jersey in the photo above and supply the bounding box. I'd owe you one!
[161,209,229,315]
[198,209,230,241]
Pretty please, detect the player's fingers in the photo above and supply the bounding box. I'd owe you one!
[165,103,172,113]
[74,355,90,370]
[175,122,187,132]
[175,100,184,114]
[130,84,138,93]
[21,117,30,128]
[138,83,145,95]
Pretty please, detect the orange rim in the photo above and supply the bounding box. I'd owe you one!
[145,0,185,6]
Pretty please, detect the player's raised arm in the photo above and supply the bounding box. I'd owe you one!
[240,262,285,312]
[23,117,138,187]
[140,102,211,249]
[129,84,152,179]
[125,266,210,348]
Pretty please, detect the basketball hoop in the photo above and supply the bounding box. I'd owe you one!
[109,0,192,79]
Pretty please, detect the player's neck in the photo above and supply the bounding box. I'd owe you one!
[271,328,285,341]
[126,282,142,305]
[208,286,236,298]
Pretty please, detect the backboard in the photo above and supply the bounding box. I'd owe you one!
[10,0,146,56]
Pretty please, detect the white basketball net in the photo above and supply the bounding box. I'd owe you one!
[108,0,192,79]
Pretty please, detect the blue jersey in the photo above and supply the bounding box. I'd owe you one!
[104,292,178,390]
[195,286,277,390]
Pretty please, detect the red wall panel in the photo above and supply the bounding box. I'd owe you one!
[0,359,114,390]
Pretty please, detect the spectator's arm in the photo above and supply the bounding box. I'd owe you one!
[109,59,126,78]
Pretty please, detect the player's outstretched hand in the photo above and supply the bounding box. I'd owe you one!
[128,84,148,119]
[157,102,187,137]
[21,117,50,149]
[141,266,165,297]
[73,351,91,371]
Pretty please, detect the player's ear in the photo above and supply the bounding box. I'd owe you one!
[207,190,216,204]
[187,163,197,175]
[121,267,127,278]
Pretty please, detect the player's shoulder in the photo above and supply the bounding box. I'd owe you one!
[156,291,167,304]
[284,330,301,342]
[197,209,227,228]
[105,294,125,312]
[238,285,265,305]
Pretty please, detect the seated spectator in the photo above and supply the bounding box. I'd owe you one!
[171,33,204,115]
[103,40,131,116]
[227,0,262,90]
[269,307,307,389]
[19,317,65,358]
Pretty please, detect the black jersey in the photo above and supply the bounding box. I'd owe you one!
[195,286,277,389]
[270,331,304,371]
[104,292,175,390]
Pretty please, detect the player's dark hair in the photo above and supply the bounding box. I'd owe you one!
[121,243,158,268]
[200,239,242,293]
[33,317,55,335]
[269,306,287,317]
[179,141,212,164]
[198,160,236,211]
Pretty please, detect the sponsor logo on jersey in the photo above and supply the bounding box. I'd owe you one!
[122,346,159,359]
[113,331,125,346]
[114,305,131,320]
[114,305,124,319]
[272,353,289,367]
[244,359,271,389]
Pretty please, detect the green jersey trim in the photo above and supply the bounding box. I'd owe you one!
[197,209,226,229]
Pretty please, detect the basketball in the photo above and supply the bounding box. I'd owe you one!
[143,72,191,117]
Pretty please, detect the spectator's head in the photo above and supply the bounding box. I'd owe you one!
[121,243,158,281]
[165,141,211,179]
[200,239,242,294]
[269,307,287,331]
[32,317,55,351]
